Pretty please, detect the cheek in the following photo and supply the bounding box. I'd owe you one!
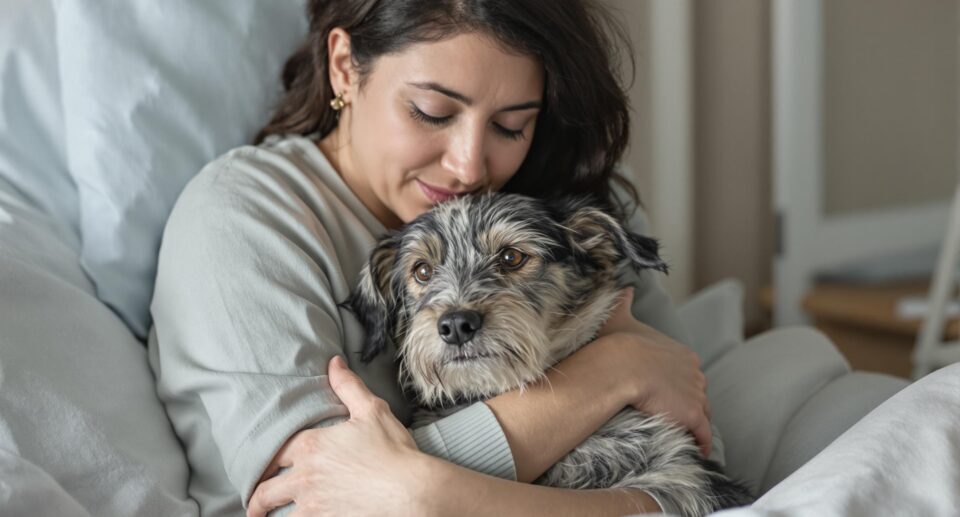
[354,99,440,183]
[488,143,531,189]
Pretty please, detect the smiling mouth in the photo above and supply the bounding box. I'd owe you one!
[417,179,471,203]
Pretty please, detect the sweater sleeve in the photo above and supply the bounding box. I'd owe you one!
[410,402,516,480]
[149,153,515,514]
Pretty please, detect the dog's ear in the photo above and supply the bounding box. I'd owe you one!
[553,197,668,274]
[343,233,403,363]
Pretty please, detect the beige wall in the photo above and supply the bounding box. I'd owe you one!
[824,0,957,216]
[602,0,771,320]
[693,0,773,330]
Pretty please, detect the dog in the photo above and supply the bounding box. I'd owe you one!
[345,192,753,516]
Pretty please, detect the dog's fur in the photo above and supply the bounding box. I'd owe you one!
[345,193,753,516]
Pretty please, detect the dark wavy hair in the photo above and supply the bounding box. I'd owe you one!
[254,0,639,210]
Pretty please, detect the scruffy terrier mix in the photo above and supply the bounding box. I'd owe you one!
[345,193,753,516]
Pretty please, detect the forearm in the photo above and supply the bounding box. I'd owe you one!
[412,452,661,516]
[483,338,629,483]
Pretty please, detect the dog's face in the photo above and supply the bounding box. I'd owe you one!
[346,193,667,407]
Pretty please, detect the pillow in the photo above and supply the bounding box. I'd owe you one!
[57,0,308,339]
[0,0,79,248]
[676,278,746,369]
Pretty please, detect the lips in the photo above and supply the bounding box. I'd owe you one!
[417,179,469,204]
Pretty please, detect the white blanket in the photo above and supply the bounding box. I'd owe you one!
[715,362,960,516]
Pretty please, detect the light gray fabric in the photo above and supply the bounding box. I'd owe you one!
[0,176,197,517]
[0,0,79,245]
[56,0,307,340]
[0,449,92,517]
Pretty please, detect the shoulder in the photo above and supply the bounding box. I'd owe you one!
[171,135,334,225]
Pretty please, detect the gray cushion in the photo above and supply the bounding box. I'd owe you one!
[762,371,907,492]
[706,326,851,493]
[677,278,745,369]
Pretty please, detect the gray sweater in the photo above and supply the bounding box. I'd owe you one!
[147,134,690,516]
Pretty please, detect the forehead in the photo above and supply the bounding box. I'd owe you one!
[400,196,558,259]
[368,32,544,107]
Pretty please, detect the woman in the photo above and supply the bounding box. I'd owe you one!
[148,1,712,515]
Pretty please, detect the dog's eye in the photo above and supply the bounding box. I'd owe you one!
[413,261,434,284]
[499,248,528,270]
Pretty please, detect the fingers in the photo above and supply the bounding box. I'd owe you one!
[328,355,378,417]
[692,415,713,458]
[247,472,297,517]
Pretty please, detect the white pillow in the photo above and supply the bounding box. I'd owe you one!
[0,0,78,247]
[57,0,308,339]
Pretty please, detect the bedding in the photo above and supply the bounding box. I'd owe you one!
[0,0,77,246]
[0,177,197,517]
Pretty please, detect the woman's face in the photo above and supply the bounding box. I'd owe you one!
[322,30,545,229]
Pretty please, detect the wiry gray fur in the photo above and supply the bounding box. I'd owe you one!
[345,193,753,516]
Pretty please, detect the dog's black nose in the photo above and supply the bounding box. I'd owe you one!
[438,310,483,346]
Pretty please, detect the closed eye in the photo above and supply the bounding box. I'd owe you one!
[408,103,526,141]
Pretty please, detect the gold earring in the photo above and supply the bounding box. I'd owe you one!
[330,92,346,111]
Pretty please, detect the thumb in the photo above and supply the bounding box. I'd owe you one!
[328,355,376,417]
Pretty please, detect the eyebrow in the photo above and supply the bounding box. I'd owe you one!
[407,81,542,112]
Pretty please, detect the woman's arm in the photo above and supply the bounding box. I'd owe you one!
[482,337,633,483]
[412,453,663,516]
[245,289,709,517]
[484,285,709,482]
[247,356,663,516]
[484,325,707,483]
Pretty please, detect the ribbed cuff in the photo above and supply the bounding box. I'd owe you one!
[411,402,516,480]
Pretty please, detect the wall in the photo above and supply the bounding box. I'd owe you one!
[693,0,773,331]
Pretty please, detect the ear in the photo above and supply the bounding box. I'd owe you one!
[553,197,668,275]
[342,234,403,363]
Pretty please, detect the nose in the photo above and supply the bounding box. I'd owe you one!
[437,310,484,346]
[442,125,486,187]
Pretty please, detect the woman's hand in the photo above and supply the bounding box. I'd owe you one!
[595,287,713,457]
[247,356,426,517]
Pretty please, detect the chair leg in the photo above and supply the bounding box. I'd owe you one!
[914,182,960,380]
